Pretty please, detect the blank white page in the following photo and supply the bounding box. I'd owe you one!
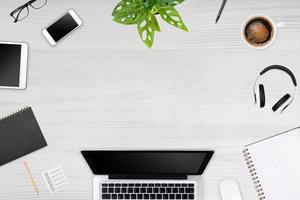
[245,128,300,200]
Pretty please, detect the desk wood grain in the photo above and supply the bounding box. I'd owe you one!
[1,1,300,200]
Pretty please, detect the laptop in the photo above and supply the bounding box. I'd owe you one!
[81,150,214,200]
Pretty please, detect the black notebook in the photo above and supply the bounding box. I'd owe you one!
[0,107,47,166]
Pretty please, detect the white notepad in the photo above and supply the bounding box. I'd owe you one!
[243,127,300,200]
[42,165,70,193]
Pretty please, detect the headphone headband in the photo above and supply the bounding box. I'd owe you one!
[260,65,297,86]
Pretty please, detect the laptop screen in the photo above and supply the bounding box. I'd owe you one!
[81,151,213,175]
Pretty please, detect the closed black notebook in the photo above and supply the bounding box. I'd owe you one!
[0,107,47,166]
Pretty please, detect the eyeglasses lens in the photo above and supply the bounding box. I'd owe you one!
[30,0,47,9]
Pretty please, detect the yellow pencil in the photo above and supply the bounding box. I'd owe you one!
[23,161,39,195]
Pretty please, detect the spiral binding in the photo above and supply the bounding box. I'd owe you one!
[243,149,266,200]
[0,106,31,122]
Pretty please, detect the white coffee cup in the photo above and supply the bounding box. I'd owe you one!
[241,14,277,49]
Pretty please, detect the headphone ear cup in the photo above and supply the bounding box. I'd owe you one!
[259,84,266,108]
[272,94,291,112]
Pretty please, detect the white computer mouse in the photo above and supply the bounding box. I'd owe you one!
[219,179,242,200]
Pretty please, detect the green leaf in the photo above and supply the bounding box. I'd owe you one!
[151,12,161,32]
[113,11,144,25]
[137,14,159,48]
[158,0,185,6]
[112,0,144,25]
[158,6,188,31]
[112,0,142,16]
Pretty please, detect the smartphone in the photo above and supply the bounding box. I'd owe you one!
[42,10,82,45]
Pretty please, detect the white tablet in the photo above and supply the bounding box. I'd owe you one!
[0,42,28,89]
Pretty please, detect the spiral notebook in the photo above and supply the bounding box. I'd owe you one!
[243,127,300,200]
[0,107,47,166]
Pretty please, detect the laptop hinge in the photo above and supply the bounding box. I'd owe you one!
[108,174,188,180]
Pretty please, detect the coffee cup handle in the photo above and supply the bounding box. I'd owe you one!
[276,22,285,28]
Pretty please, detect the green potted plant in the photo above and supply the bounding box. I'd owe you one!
[112,0,188,48]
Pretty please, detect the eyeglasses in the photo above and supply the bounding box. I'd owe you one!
[10,0,47,23]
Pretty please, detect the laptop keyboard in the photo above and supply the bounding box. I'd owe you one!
[100,182,195,200]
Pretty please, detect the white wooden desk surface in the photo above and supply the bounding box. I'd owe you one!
[1,0,300,199]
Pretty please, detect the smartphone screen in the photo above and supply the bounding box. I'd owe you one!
[46,13,79,42]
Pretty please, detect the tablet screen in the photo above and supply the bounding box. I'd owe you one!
[0,44,21,87]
